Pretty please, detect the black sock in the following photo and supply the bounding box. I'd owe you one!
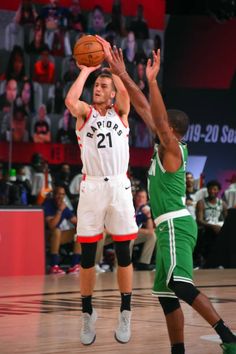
[213,319,236,343]
[171,343,185,354]
[81,295,92,315]
[120,292,131,312]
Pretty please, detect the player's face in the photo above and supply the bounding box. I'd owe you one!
[93,77,115,105]
[186,173,194,187]
[208,185,219,200]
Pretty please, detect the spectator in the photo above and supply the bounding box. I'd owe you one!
[123,31,146,78]
[68,0,87,33]
[1,106,29,143]
[46,80,65,114]
[40,0,69,31]
[31,158,53,203]
[135,61,148,97]
[130,188,156,270]
[14,0,38,26]
[105,0,127,37]
[33,45,55,84]
[26,16,47,55]
[1,45,27,82]
[16,79,35,116]
[7,166,32,205]
[196,180,228,268]
[185,171,198,219]
[63,57,79,83]
[31,104,51,136]
[88,5,106,36]
[56,108,76,144]
[43,185,81,274]
[31,104,51,143]
[45,26,72,57]
[0,79,18,113]
[129,4,149,40]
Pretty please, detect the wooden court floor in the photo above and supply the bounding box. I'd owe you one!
[0,269,236,354]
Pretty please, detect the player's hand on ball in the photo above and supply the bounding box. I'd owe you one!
[95,35,112,63]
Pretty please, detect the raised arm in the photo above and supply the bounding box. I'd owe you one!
[96,35,156,133]
[146,50,181,171]
[112,73,130,122]
[65,65,99,123]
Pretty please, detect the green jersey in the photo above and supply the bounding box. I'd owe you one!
[148,142,188,219]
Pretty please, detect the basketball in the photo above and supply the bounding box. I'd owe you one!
[73,35,105,67]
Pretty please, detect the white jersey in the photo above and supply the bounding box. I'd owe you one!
[76,106,129,176]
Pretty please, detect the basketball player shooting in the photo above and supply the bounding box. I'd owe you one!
[65,42,138,345]
[96,36,236,354]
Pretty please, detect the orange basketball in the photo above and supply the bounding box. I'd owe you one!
[73,35,105,67]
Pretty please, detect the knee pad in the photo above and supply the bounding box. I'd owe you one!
[168,279,200,305]
[81,242,97,269]
[114,241,131,267]
[158,296,180,315]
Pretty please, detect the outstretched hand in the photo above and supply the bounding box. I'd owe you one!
[95,35,112,62]
[146,49,161,83]
[95,35,126,76]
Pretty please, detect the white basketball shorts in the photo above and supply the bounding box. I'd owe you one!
[76,174,138,243]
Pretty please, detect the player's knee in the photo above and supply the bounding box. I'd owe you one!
[168,279,200,305]
[80,242,97,269]
[114,241,131,267]
[158,296,180,315]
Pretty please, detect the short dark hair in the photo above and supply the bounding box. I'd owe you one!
[167,109,189,137]
[206,180,221,190]
[96,70,116,92]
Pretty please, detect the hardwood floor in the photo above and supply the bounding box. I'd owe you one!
[0,269,236,354]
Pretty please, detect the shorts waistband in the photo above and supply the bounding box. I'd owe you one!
[154,209,190,227]
[82,173,127,182]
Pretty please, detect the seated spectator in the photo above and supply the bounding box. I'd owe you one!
[1,106,29,142]
[26,16,48,55]
[40,0,69,31]
[88,5,106,36]
[12,0,38,49]
[56,108,76,144]
[31,158,53,203]
[16,79,35,116]
[123,31,146,78]
[45,26,72,57]
[134,61,149,97]
[105,0,127,37]
[33,45,55,84]
[0,79,18,113]
[68,0,87,33]
[185,171,198,219]
[43,185,81,274]
[129,4,149,40]
[8,166,32,205]
[31,104,51,143]
[130,188,156,270]
[1,45,28,82]
[195,180,228,268]
[46,80,65,114]
[63,57,79,83]
[14,0,38,26]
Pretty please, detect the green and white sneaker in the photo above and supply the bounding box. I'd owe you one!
[80,310,97,345]
[221,343,236,354]
[114,310,131,343]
